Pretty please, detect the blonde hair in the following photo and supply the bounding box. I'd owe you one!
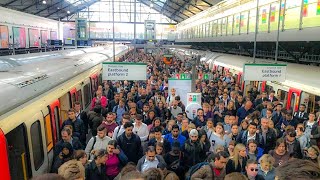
[259,154,275,170]
[232,143,246,169]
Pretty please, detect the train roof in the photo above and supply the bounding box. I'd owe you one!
[0,45,128,117]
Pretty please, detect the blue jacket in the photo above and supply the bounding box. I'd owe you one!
[164,133,186,150]
[61,118,86,144]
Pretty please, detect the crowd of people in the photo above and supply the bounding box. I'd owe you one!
[33,50,320,180]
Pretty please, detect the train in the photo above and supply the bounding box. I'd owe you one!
[0,44,129,180]
[172,48,320,114]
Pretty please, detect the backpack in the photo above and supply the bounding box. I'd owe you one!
[88,136,97,159]
[114,105,129,113]
[185,162,213,180]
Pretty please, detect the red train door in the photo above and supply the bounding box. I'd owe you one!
[69,87,77,108]
[49,100,61,143]
[286,88,302,112]
[0,129,11,180]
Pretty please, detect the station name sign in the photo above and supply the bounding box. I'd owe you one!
[243,63,287,82]
[103,62,147,81]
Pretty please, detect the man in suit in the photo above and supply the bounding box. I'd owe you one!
[268,90,279,103]
[293,104,309,124]
[255,92,267,107]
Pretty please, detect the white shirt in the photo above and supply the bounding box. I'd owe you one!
[133,122,149,142]
[141,157,159,172]
[247,131,256,142]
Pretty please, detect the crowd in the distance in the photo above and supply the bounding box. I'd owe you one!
[32,50,320,180]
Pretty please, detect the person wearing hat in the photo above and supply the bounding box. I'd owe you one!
[183,129,205,169]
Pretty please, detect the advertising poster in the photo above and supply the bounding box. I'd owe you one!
[29,28,40,47]
[50,31,57,40]
[270,6,276,22]
[13,27,26,48]
[0,25,9,48]
[41,30,48,44]
[63,22,76,39]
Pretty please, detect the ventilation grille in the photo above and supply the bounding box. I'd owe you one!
[15,74,49,88]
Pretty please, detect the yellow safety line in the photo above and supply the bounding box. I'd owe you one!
[21,152,27,180]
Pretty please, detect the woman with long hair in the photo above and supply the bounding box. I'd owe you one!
[208,122,231,152]
[148,117,162,131]
[226,100,236,116]
[226,143,247,174]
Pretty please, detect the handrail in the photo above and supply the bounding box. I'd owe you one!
[21,152,27,180]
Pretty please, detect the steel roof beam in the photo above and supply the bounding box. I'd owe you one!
[164,0,195,15]
[45,0,83,18]
[21,1,40,11]
[138,0,186,21]
[170,0,193,20]
[2,0,19,6]
[34,0,64,15]
[200,0,213,6]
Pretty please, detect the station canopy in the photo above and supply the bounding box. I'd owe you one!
[0,0,223,23]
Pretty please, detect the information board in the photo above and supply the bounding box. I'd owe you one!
[103,62,147,81]
[168,79,192,106]
[244,64,287,82]
[187,93,202,106]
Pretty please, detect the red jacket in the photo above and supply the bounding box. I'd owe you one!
[91,96,108,110]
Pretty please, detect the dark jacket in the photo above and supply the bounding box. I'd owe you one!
[148,138,171,153]
[287,139,303,159]
[53,137,83,158]
[245,172,265,180]
[88,112,104,136]
[258,128,277,154]
[293,111,308,124]
[108,99,119,112]
[237,130,263,147]
[117,133,143,164]
[226,157,248,174]
[85,160,108,180]
[61,118,86,144]
[192,116,206,128]
[183,139,205,169]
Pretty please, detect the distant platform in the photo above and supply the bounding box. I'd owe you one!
[128,44,191,49]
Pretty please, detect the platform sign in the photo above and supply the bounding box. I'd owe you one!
[168,78,192,106]
[187,93,202,106]
[243,64,287,82]
[198,73,213,80]
[103,62,147,81]
[173,73,191,80]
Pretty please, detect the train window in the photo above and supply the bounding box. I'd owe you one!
[71,93,76,108]
[277,89,288,107]
[99,73,102,85]
[54,107,60,140]
[77,90,83,109]
[290,93,297,111]
[6,124,31,179]
[83,83,91,108]
[30,121,44,170]
[44,114,53,152]
[305,94,320,113]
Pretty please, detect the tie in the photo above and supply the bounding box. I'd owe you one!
[299,112,302,118]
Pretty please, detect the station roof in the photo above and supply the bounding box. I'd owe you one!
[0,0,99,20]
[0,0,222,23]
[143,0,221,22]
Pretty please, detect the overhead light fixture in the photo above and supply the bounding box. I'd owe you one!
[57,7,60,9]
[67,10,70,14]
[42,0,46,4]
[150,3,154,7]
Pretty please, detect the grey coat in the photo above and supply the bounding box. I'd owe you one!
[136,155,167,172]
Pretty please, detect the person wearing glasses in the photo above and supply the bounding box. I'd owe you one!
[257,154,276,180]
[244,159,264,180]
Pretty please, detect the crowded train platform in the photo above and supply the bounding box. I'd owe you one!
[29,49,320,180]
